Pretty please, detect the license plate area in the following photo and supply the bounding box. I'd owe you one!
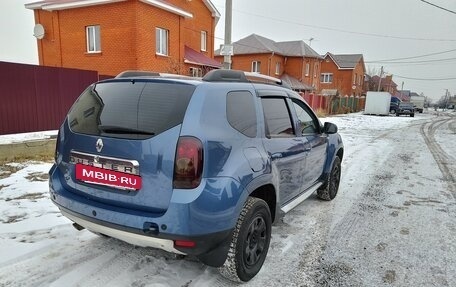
[71,151,141,190]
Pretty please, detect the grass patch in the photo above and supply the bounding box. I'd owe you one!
[315,108,328,118]
[25,172,49,182]
[5,192,46,201]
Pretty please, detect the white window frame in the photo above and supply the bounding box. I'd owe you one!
[353,73,357,84]
[86,25,101,53]
[320,73,333,83]
[201,31,207,52]
[190,67,202,77]
[275,62,280,75]
[305,63,310,76]
[314,62,318,78]
[156,27,169,56]
[251,61,261,73]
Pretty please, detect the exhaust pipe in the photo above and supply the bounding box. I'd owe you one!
[72,222,85,231]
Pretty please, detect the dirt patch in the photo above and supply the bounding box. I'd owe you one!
[5,192,46,202]
[25,172,49,182]
[400,227,410,235]
[383,270,397,283]
[376,242,387,252]
[1,214,27,224]
[0,164,24,179]
[313,261,357,287]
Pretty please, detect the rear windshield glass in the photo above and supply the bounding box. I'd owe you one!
[68,80,195,139]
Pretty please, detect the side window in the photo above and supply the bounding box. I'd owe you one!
[292,99,318,135]
[261,98,294,138]
[227,91,257,137]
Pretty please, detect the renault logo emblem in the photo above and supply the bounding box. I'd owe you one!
[96,139,103,153]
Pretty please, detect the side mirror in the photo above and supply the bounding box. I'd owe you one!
[323,122,338,134]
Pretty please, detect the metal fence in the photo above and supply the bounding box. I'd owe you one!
[0,61,112,135]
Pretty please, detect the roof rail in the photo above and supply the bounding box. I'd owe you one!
[115,70,196,80]
[202,69,290,88]
[116,70,161,78]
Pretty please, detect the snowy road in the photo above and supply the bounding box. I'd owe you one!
[1,111,455,287]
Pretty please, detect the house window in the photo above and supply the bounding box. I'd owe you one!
[358,75,362,86]
[86,25,101,53]
[201,31,207,52]
[305,63,310,76]
[314,62,318,78]
[252,61,261,73]
[320,73,333,83]
[353,73,357,84]
[275,62,280,75]
[190,67,202,77]
[156,27,168,55]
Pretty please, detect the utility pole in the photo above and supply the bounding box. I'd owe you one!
[401,81,404,91]
[377,66,384,92]
[223,0,233,70]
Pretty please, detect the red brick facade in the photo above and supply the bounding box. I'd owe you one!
[320,54,366,97]
[214,54,322,90]
[29,0,218,76]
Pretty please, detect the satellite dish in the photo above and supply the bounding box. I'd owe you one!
[33,24,45,39]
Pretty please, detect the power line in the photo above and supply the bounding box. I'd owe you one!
[370,47,456,62]
[213,6,456,42]
[393,74,456,81]
[420,0,456,15]
[367,56,456,64]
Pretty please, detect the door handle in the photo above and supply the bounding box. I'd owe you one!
[303,142,311,152]
[271,152,283,160]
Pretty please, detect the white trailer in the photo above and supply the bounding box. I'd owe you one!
[410,95,425,113]
[364,92,392,116]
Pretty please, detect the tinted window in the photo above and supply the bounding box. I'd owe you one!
[227,91,257,137]
[292,99,318,134]
[68,81,195,139]
[261,98,294,138]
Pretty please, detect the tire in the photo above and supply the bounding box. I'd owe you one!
[390,109,396,115]
[317,156,341,201]
[219,197,272,282]
[396,113,399,117]
[410,113,415,117]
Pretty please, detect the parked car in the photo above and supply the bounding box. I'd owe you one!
[49,69,344,282]
[390,96,401,114]
[396,102,415,117]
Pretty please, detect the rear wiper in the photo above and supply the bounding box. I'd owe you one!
[98,125,155,135]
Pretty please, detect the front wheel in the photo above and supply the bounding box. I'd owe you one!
[219,197,272,282]
[317,156,341,200]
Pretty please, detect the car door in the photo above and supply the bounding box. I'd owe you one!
[290,97,327,189]
[259,93,308,205]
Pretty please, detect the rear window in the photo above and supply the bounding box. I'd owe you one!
[68,80,195,139]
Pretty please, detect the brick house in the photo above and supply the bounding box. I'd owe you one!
[369,75,399,96]
[215,34,323,92]
[320,53,366,98]
[25,0,221,76]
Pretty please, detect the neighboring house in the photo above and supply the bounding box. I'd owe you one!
[25,0,221,76]
[214,34,322,92]
[369,75,399,96]
[320,53,366,98]
[397,90,411,102]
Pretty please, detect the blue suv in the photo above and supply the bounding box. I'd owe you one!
[49,69,343,282]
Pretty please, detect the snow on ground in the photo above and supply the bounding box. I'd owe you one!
[0,130,57,145]
[0,110,455,286]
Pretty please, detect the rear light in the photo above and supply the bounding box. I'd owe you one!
[174,240,196,248]
[173,137,203,189]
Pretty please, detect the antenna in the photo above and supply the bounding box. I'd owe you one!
[33,24,45,39]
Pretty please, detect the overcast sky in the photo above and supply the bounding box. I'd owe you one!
[1,0,455,101]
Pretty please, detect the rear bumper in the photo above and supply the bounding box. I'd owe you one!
[61,208,184,254]
[49,164,243,265]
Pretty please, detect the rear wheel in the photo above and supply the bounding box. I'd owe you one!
[219,197,272,282]
[317,156,341,201]
[390,109,396,115]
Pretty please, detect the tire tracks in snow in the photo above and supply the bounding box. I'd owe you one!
[420,116,456,197]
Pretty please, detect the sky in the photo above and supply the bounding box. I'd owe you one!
[0,0,455,101]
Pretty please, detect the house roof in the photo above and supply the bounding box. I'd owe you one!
[184,46,221,68]
[216,34,322,58]
[280,74,314,91]
[25,0,220,22]
[325,53,364,69]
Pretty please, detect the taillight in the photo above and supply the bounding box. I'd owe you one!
[173,137,203,189]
